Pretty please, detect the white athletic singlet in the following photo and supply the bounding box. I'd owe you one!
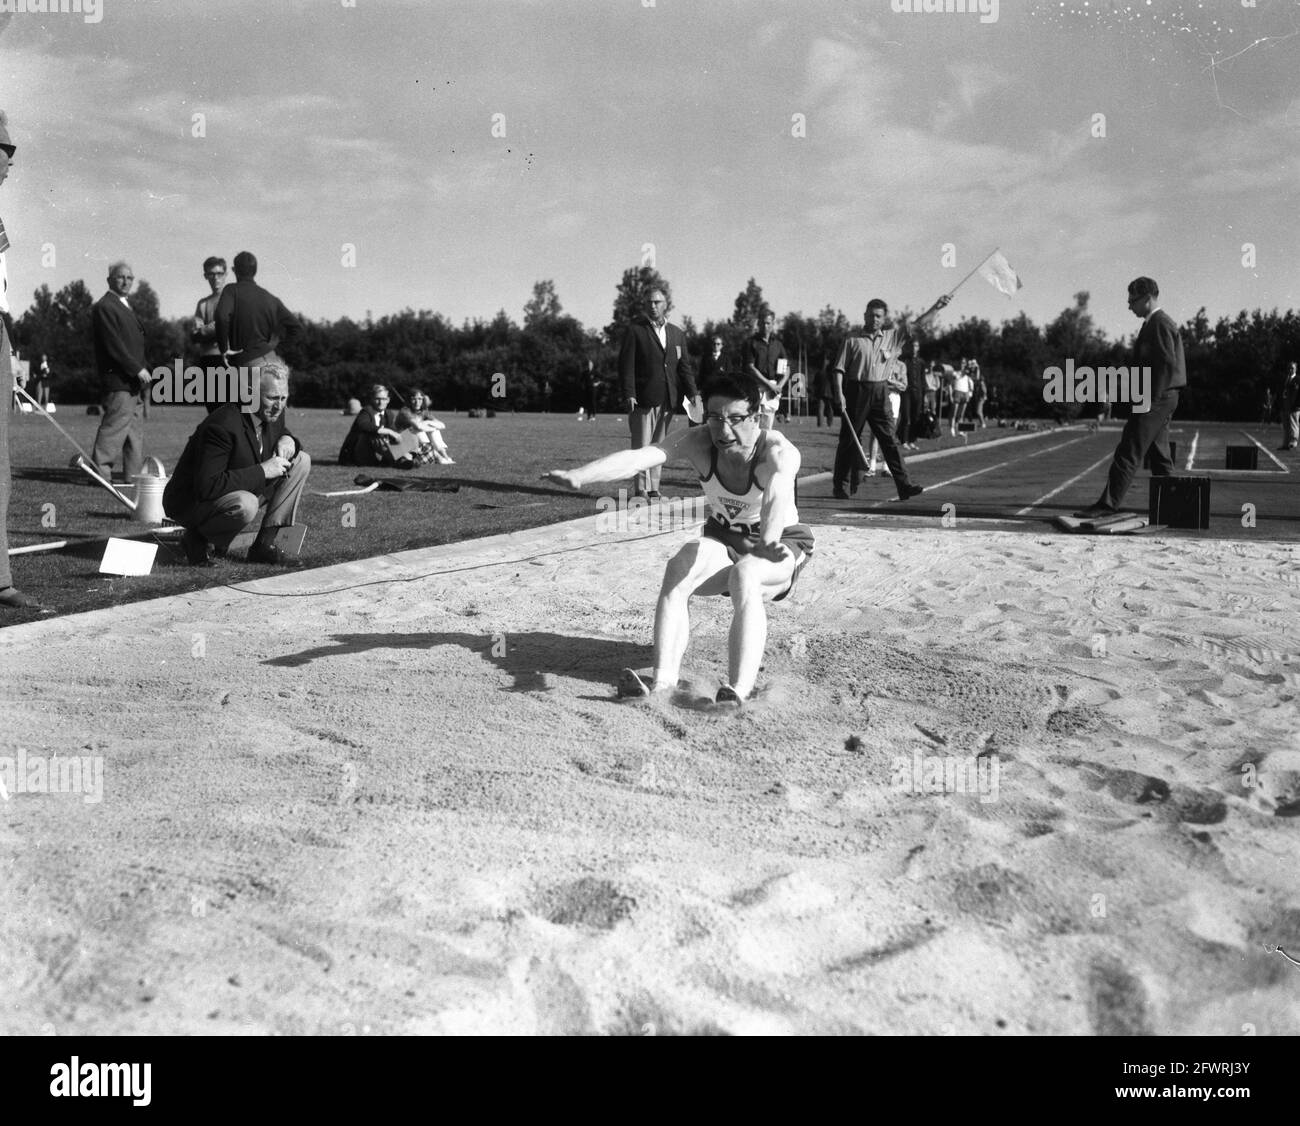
[699,436,767,527]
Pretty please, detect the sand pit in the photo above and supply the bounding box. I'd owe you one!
[1,515,1298,1035]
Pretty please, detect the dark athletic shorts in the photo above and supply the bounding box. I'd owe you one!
[700,515,815,602]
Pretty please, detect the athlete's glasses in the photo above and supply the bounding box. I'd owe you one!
[704,411,757,430]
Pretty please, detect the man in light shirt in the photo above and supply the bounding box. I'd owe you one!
[832,293,949,501]
[192,256,228,413]
[0,108,43,609]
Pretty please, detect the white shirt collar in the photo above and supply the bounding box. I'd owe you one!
[1144,305,1161,325]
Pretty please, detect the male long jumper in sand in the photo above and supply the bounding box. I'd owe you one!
[543,373,814,705]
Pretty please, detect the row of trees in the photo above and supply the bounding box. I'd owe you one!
[4,267,1296,420]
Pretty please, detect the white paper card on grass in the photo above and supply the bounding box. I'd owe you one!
[99,538,157,576]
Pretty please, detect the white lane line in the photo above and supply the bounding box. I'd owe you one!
[1015,451,1117,516]
[798,423,1099,486]
[1185,430,1199,471]
[1241,428,1289,472]
[859,437,1091,509]
[921,436,1090,491]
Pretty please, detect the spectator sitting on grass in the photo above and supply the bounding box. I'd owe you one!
[402,388,454,464]
[339,384,406,467]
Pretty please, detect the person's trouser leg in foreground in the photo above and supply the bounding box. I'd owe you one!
[252,451,311,552]
[1095,390,1179,510]
[628,405,670,494]
[833,382,870,491]
[863,382,913,497]
[256,451,311,539]
[90,389,144,481]
[0,324,15,592]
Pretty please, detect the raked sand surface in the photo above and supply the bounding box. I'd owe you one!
[2,513,1299,1036]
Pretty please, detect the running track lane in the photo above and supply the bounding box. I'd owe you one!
[799,422,1300,542]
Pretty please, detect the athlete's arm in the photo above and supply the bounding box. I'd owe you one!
[753,437,801,560]
[542,426,703,491]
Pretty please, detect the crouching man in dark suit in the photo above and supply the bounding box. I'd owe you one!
[163,358,310,568]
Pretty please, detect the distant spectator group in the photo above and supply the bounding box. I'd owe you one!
[339,383,455,468]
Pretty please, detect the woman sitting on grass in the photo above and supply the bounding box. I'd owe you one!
[401,389,455,465]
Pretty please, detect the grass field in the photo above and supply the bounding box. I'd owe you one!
[3,403,1017,624]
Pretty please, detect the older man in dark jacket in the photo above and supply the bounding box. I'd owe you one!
[163,359,310,568]
[89,261,154,483]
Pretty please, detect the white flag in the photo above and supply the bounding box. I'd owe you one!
[977,250,1022,297]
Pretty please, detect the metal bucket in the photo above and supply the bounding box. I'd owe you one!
[132,456,168,524]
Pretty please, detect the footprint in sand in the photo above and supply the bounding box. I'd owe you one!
[1063,761,1228,825]
[1243,750,1300,817]
[532,878,636,931]
[1086,957,1153,1035]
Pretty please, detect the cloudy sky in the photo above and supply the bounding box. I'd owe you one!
[1,0,1297,342]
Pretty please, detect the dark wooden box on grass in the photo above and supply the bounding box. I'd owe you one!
[1149,476,1210,529]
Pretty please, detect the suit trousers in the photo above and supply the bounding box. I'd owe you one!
[91,389,145,481]
[628,404,672,494]
[0,322,13,589]
[171,451,312,550]
[834,381,912,497]
[897,385,921,444]
[1096,390,1179,510]
[1283,389,1299,447]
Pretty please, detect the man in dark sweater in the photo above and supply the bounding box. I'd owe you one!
[1075,276,1187,517]
[215,250,300,368]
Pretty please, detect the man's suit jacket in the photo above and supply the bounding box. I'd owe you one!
[1281,371,1300,409]
[215,278,301,365]
[91,292,148,394]
[164,404,300,515]
[1135,309,1187,398]
[618,316,697,411]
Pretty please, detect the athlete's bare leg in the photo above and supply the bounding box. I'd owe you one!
[649,538,731,690]
[725,551,800,699]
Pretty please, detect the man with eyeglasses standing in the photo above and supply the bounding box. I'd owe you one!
[617,287,699,500]
[192,256,228,413]
[543,372,813,706]
[90,261,154,485]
